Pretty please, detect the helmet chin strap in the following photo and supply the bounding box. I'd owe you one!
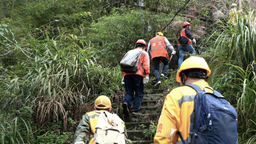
[181,73,186,85]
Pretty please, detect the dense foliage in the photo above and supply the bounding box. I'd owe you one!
[0,0,255,143]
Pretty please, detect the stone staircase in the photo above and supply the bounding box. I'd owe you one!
[122,94,165,144]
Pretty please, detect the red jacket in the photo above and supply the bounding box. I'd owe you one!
[148,36,168,59]
[178,28,193,47]
[122,48,150,78]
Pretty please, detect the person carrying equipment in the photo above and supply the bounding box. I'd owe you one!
[121,39,150,116]
[147,32,176,86]
[74,95,129,144]
[178,22,196,67]
[228,3,243,25]
[154,56,238,144]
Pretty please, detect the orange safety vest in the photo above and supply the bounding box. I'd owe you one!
[178,28,192,47]
[149,36,168,59]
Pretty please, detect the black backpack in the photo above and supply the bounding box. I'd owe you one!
[178,36,188,45]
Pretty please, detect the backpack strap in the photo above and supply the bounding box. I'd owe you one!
[184,84,203,144]
[137,51,143,71]
[184,84,203,93]
[177,131,186,144]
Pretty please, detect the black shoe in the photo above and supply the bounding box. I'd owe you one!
[122,103,129,116]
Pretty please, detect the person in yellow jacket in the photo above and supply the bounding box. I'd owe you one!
[154,56,214,144]
[228,3,243,25]
[74,95,129,144]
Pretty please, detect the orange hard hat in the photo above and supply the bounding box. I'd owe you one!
[135,39,147,48]
[182,22,191,28]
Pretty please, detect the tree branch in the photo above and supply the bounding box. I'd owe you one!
[162,0,191,32]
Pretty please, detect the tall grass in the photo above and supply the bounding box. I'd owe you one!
[208,11,256,143]
[0,116,34,143]
[210,11,256,70]
[0,34,124,131]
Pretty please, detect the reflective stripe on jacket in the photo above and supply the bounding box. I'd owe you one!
[178,28,192,47]
[122,48,150,78]
[154,81,213,144]
[149,36,168,59]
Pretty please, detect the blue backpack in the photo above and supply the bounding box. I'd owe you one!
[178,84,238,144]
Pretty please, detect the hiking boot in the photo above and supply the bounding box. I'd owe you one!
[161,73,168,79]
[122,102,129,116]
[154,80,161,86]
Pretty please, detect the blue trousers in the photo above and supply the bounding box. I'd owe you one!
[153,57,169,82]
[124,75,144,112]
[178,44,196,67]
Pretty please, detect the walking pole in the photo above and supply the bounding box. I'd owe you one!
[168,54,174,64]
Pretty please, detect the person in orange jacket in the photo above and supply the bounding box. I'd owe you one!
[121,39,150,116]
[154,56,212,144]
[147,32,176,86]
[178,22,196,67]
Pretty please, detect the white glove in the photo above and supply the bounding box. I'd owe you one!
[171,51,176,55]
[121,77,125,85]
[143,76,149,84]
[74,142,85,144]
[192,39,196,44]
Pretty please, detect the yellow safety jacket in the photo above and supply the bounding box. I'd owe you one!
[154,81,215,144]
[228,9,242,24]
[74,110,126,144]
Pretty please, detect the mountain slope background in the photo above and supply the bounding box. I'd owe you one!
[0,0,255,143]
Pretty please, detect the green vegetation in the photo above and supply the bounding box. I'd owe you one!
[140,121,157,140]
[0,0,255,143]
[207,12,256,143]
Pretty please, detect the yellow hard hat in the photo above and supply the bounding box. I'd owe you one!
[95,95,111,109]
[156,32,164,36]
[176,56,211,83]
[230,3,237,7]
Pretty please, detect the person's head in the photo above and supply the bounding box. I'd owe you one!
[155,32,164,36]
[176,56,211,85]
[94,95,112,112]
[135,39,147,49]
[182,22,191,29]
[230,3,237,9]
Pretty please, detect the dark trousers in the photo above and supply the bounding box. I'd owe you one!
[153,57,169,82]
[124,75,144,112]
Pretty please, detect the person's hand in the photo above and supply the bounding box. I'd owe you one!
[143,76,149,84]
[192,39,196,44]
[171,51,176,55]
[121,77,125,84]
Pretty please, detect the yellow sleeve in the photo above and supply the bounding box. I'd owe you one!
[154,89,181,144]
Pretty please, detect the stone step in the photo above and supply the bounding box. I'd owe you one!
[127,130,155,141]
[123,113,160,123]
[143,94,164,100]
[132,140,153,144]
[141,100,158,107]
[139,106,163,114]
[120,94,164,143]
[125,122,151,130]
